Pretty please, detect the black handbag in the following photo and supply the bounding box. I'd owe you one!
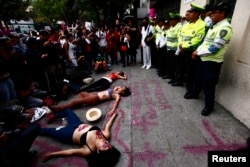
[144,26,154,46]
[144,33,154,46]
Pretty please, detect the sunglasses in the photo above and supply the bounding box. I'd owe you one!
[212,11,222,14]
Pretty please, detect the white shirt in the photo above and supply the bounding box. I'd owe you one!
[96,30,107,47]
[141,24,154,47]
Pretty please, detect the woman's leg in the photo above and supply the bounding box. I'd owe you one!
[142,47,147,67]
[145,46,151,68]
[79,78,110,92]
[41,109,82,144]
[40,126,76,144]
[54,93,101,111]
[64,108,83,126]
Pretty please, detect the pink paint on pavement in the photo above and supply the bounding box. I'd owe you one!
[134,142,167,167]
[132,115,158,134]
[113,109,133,167]
[31,138,88,167]
[202,119,225,145]
[183,119,247,154]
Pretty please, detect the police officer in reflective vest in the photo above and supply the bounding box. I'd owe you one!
[186,2,233,116]
[174,2,206,94]
[166,12,183,82]
[154,17,166,76]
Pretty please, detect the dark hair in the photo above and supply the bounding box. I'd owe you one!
[118,71,125,77]
[120,86,131,97]
[87,146,121,167]
[66,33,73,40]
[143,17,149,22]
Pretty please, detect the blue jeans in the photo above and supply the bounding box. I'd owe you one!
[0,123,41,167]
[40,109,83,144]
[0,77,17,102]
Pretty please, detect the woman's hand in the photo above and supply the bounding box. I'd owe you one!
[192,51,198,59]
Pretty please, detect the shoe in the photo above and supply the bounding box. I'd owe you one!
[184,92,199,99]
[172,81,183,86]
[42,106,52,114]
[201,107,213,116]
[83,77,94,84]
[146,66,151,70]
[141,65,146,68]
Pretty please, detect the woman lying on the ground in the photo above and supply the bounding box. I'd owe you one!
[48,86,131,121]
[78,71,127,92]
[41,108,120,167]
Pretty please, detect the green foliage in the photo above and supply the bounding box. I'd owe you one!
[29,0,135,26]
[0,0,30,22]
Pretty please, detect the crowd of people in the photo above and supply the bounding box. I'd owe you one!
[0,16,135,166]
[0,1,242,166]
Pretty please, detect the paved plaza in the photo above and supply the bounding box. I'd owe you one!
[30,51,250,167]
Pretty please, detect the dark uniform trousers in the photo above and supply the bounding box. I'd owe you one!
[157,46,168,76]
[167,50,178,79]
[176,50,198,90]
[192,58,222,109]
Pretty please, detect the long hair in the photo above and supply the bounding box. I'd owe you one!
[87,146,121,167]
[120,86,131,97]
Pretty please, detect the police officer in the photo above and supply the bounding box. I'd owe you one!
[187,2,233,116]
[174,3,206,98]
[156,19,169,78]
[154,17,166,75]
[166,12,183,82]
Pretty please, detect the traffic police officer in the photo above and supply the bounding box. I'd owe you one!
[166,12,183,82]
[188,2,233,116]
[156,19,169,78]
[174,3,206,98]
[154,17,166,75]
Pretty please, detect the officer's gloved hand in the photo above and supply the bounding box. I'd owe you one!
[208,44,219,53]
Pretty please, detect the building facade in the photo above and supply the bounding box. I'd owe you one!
[138,0,250,128]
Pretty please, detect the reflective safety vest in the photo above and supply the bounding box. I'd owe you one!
[197,19,233,63]
[178,18,206,50]
[154,25,164,43]
[156,29,168,48]
[166,22,182,51]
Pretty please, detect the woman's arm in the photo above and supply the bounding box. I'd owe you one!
[108,94,121,116]
[116,73,127,80]
[102,111,118,139]
[42,148,90,162]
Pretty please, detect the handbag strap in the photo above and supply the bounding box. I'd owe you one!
[146,25,149,35]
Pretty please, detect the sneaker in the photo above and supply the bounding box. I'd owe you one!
[141,65,146,68]
[146,66,151,70]
[83,77,94,84]
[42,106,52,114]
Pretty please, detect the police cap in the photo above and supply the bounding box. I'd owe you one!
[169,12,182,19]
[188,2,205,13]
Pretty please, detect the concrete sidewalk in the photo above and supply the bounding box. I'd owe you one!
[31,52,250,167]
